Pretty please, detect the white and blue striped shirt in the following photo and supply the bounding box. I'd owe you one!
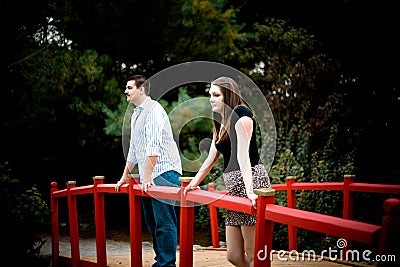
[127,96,182,183]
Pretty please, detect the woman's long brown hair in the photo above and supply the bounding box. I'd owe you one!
[211,76,244,143]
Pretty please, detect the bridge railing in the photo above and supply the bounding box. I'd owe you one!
[50,175,400,267]
[207,174,400,252]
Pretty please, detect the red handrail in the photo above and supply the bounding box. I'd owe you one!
[50,175,400,267]
[208,174,400,251]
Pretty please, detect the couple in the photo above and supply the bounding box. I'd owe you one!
[115,74,271,267]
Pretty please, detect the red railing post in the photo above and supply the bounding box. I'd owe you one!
[343,174,355,219]
[343,174,355,254]
[67,181,80,267]
[286,176,297,251]
[254,188,275,267]
[128,174,142,267]
[208,182,220,248]
[50,182,59,267]
[179,177,194,267]
[93,176,107,267]
[378,198,400,267]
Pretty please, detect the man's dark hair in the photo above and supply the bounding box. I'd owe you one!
[127,74,150,95]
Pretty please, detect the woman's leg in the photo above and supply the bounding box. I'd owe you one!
[226,225,246,266]
[241,225,256,267]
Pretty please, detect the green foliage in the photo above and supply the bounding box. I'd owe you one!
[102,94,129,136]
[243,18,349,146]
[269,119,309,183]
[15,43,124,180]
[0,162,50,264]
[19,46,121,125]
[16,45,124,162]
[165,0,247,62]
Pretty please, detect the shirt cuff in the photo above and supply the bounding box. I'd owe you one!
[146,146,160,156]
[127,152,138,164]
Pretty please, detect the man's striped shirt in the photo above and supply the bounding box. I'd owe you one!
[127,96,182,183]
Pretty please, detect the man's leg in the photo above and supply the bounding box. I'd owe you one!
[141,196,160,263]
[151,170,181,267]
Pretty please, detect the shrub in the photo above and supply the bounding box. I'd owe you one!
[0,162,50,265]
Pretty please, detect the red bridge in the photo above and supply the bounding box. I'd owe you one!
[50,175,400,267]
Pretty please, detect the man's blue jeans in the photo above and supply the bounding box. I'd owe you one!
[141,170,181,267]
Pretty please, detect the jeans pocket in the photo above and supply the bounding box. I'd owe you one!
[154,170,180,187]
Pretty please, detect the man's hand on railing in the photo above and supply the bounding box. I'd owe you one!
[115,177,128,192]
[141,181,155,193]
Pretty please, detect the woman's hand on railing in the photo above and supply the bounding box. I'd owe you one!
[248,193,258,209]
[183,184,200,197]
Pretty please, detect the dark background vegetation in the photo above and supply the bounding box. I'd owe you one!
[0,0,399,265]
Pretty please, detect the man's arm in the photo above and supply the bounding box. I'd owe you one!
[142,104,165,192]
[142,155,158,192]
[115,161,136,192]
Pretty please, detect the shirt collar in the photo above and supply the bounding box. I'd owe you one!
[138,96,151,109]
[137,96,152,110]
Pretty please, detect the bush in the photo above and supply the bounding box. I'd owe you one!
[0,162,51,265]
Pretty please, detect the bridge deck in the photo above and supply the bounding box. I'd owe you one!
[60,249,371,267]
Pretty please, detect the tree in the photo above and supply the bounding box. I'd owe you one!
[238,18,356,152]
[9,27,125,184]
[163,0,246,63]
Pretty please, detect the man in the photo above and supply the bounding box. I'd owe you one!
[115,74,182,267]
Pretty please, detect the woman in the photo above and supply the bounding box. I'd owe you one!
[184,76,271,266]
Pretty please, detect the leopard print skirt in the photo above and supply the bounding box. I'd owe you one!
[223,163,271,226]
